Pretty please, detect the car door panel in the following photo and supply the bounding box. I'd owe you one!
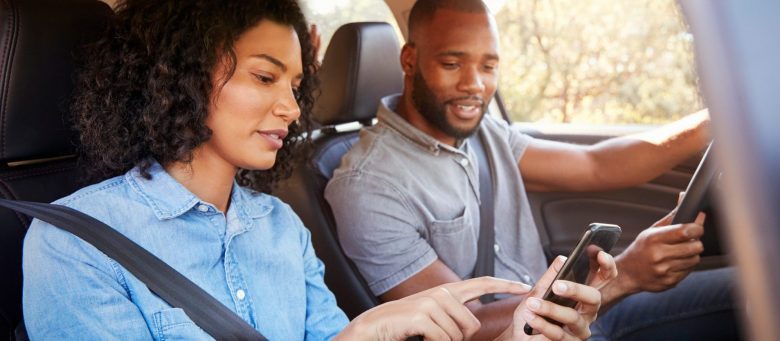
[516,127,708,261]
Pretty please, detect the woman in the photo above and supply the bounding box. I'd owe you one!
[22,0,612,339]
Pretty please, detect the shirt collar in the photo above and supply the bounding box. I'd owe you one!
[126,160,271,220]
[377,94,466,155]
[229,180,271,221]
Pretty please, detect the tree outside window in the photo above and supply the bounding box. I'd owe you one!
[495,0,703,124]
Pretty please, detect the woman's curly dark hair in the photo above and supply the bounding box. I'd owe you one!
[72,0,317,193]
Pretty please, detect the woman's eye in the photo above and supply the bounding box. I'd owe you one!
[254,73,275,84]
[442,62,458,70]
[292,88,302,101]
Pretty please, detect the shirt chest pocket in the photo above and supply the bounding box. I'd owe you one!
[428,208,478,278]
[151,308,214,341]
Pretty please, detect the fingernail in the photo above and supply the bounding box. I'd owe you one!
[527,297,541,310]
[524,309,536,321]
[555,282,568,293]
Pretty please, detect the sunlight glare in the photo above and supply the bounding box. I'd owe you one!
[307,0,351,15]
[485,0,507,13]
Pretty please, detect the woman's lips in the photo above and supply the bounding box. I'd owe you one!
[256,129,287,150]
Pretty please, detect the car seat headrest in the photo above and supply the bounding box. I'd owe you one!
[313,22,403,126]
[0,0,112,164]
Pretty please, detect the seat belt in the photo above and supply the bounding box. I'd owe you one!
[468,130,497,304]
[0,198,267,341]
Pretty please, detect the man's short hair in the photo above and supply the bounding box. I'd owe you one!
[408,0,490,43]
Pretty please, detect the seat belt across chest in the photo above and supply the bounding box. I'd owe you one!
[468,129,497,304]
[0,198,267,341]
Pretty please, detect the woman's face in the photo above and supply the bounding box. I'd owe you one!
[203,20,303,172]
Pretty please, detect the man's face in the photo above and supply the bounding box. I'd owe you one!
[406,9,500,140]
[412,67,489,139]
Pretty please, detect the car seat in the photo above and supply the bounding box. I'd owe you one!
[0,0,112,339]
[273,22,403,319]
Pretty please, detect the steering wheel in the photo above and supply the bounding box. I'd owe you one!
[672,141,726,258]
[672,142,718,225]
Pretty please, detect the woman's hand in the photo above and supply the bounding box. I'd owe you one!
[503,252,617,340]
[336,277,531,340]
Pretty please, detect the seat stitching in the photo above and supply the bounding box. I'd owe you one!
[1,3,20,158]
[0,165,77,181]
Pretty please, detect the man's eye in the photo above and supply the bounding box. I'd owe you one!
[442,62,458,69]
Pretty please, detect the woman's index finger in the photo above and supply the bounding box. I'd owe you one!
[445,277,531,303]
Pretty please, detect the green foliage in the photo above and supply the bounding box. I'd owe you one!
[495,0,703,124]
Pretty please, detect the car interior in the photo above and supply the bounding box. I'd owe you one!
[0,0,759,339]
[0,0,113,339]
[271,8,730,323]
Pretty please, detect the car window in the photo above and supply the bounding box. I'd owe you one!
[300,0,402,61]
[493,0,703,125]
[98,1,401,63]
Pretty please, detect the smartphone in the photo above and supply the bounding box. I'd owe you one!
[524,223,622,335]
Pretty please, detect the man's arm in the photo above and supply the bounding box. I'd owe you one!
[520,109,710,192]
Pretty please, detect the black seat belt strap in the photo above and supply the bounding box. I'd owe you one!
[469,129,497,304]
[0,198,267,341]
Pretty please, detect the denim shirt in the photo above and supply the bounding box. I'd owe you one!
[22,162,348,340]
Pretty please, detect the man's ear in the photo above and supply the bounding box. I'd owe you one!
[400,42,416,75]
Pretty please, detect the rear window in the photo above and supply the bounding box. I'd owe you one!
[300,1,402,61]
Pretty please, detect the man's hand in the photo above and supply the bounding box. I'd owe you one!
[337,277,531,341]
[499,251,617,340]
[604,211,705,305]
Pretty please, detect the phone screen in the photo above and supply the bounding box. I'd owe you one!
[548,224,619,290]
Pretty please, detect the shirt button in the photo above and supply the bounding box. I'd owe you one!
[236,289,246,301]
[196,204,209,212]
[493,243,500,253]
[460,158,469,166]
[523,275,533,284]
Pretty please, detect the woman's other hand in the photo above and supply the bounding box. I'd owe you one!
[337,277,531,340]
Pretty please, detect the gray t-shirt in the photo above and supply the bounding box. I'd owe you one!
[325,94,547,295]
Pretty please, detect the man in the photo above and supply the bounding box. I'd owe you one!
[325,0,738,339]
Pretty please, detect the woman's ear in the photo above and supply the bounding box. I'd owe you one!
[400,43,416,75]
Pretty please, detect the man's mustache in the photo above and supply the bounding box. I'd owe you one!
[444,96,485,106]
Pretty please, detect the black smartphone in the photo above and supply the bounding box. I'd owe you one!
[524,223,622,335]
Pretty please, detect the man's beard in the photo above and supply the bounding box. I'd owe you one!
[411,71,487,140]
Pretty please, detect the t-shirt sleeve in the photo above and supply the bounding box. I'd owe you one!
[325,171,437,296]
[506,121,535,162]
